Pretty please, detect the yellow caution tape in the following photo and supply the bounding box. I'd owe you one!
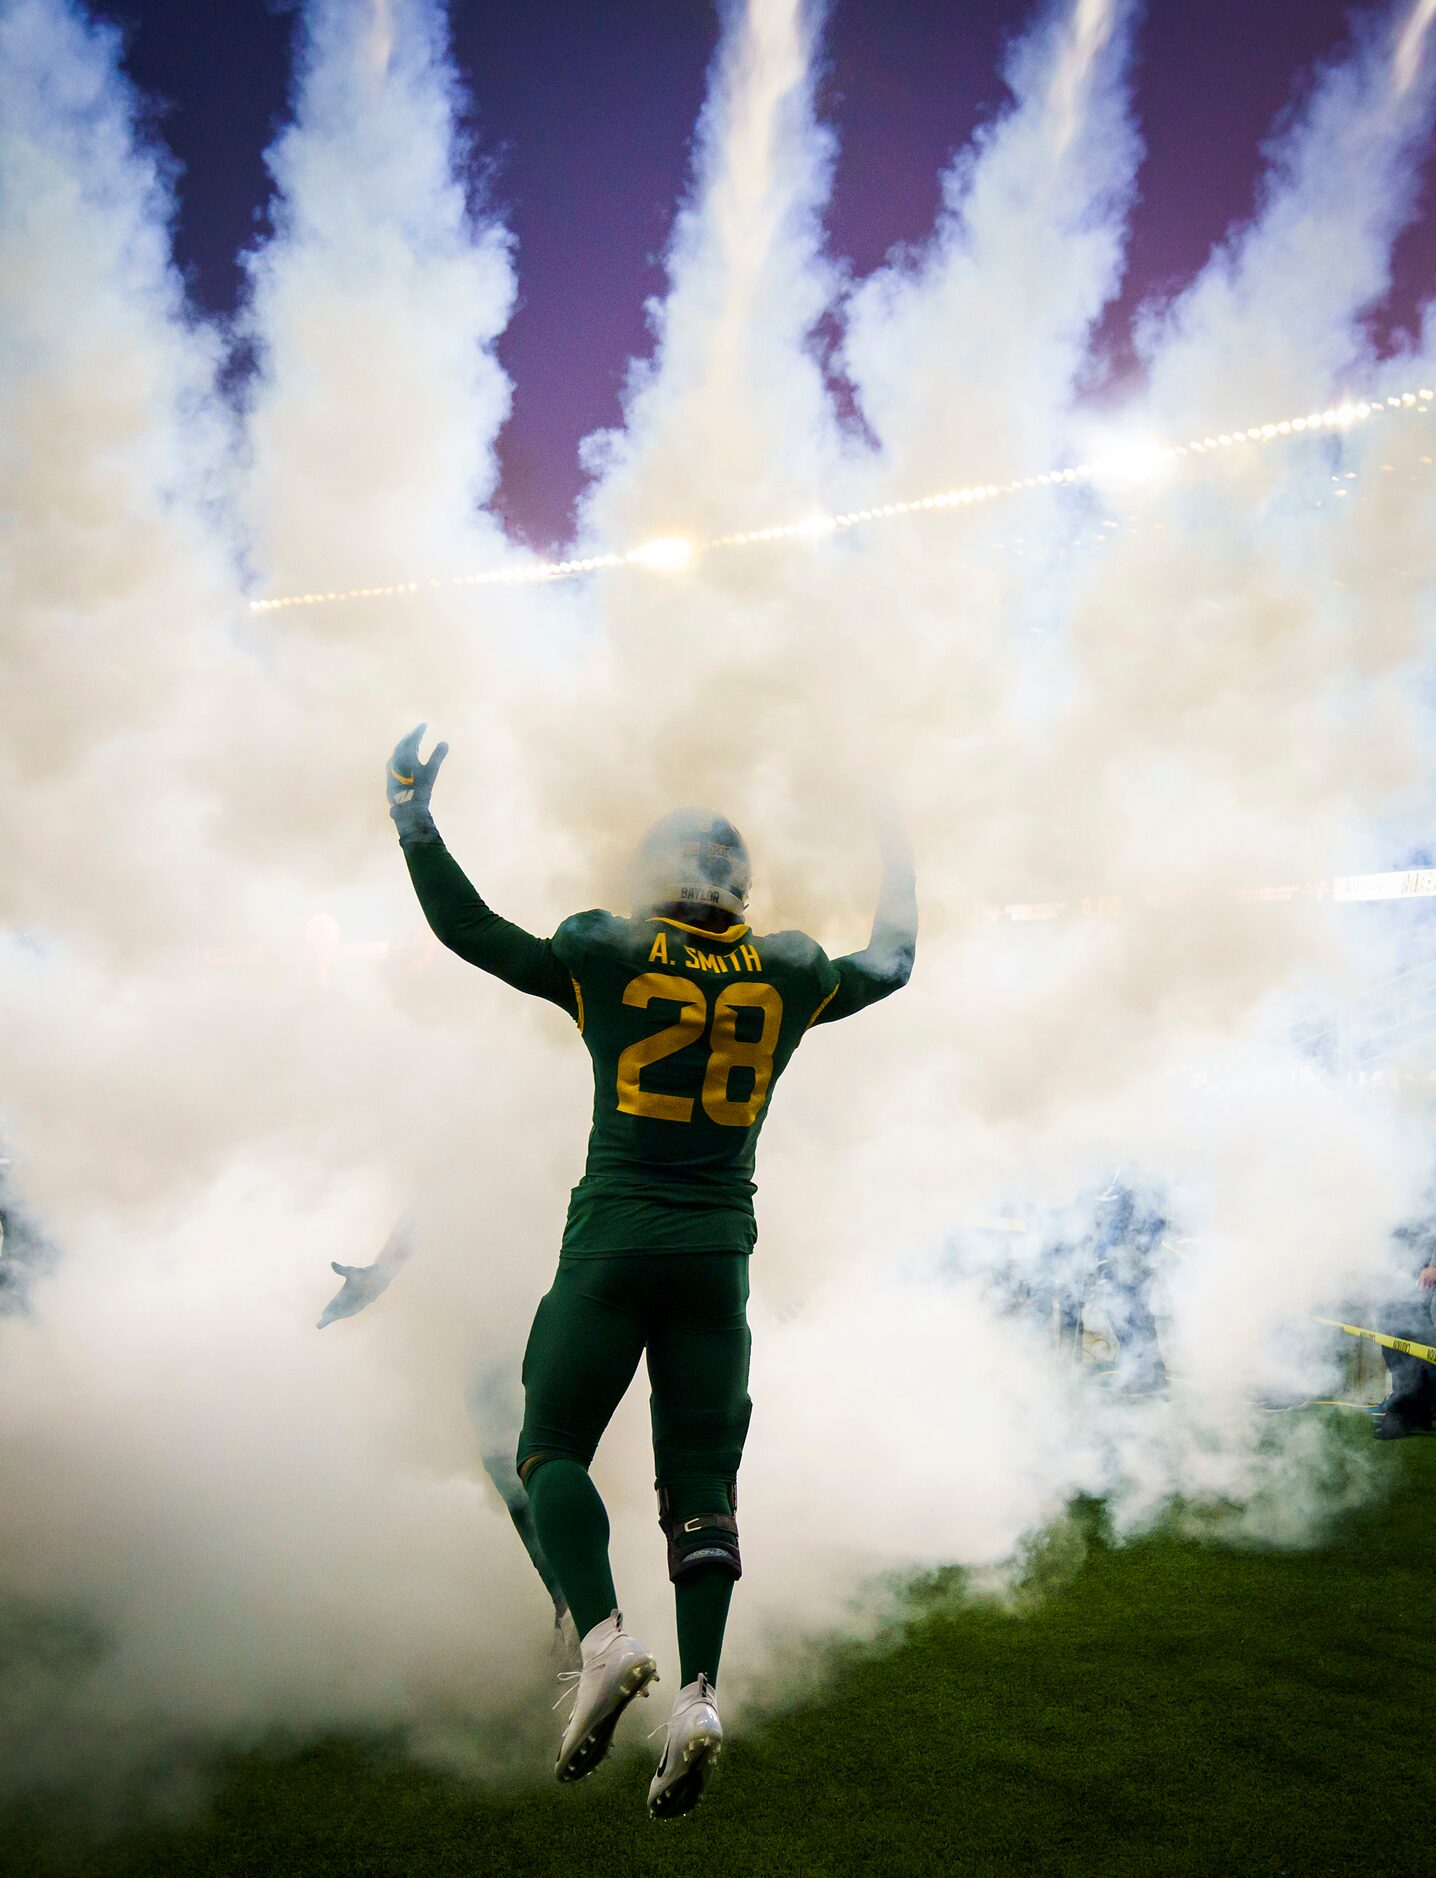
[1311,1316,1436,1366]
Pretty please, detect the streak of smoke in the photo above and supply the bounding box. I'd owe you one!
[843,0,1140,490]
[0,0,237,956]
[577,0,843,550]
[0,0,571,1801]
[1138,0,1436,431]
[242,0,514,598]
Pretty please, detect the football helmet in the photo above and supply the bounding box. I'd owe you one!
[632,810,751,920]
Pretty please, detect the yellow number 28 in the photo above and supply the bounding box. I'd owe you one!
[616,974,783,1127]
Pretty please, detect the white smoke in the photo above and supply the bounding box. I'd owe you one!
[843,0,1140,490]
[1,0,1434,1802]
[242,0,515,596]
[577,0,843,548]
[0,0,236,956]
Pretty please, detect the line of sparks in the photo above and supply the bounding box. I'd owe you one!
[990,867,1436,925]
[248,387,1435,612]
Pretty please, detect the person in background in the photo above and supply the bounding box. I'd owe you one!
[1030,1217,1091,1361]
[1093,1181,1169,1395]
[0,1149,52,1315]
[1373,1217,1436,1440]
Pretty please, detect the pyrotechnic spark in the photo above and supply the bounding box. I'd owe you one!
[991,868,1436,925]
[1082,428,1173,491]
[248,387,1435,612]
[624,535,696,573]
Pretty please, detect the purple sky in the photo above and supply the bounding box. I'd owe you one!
[100,1,1433,550]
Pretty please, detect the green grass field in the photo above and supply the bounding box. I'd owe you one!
[4,1411,1431,1878]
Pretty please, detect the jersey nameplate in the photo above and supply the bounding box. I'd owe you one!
[648,930,763,975]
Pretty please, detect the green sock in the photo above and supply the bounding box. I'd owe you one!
[524,1459,617,1640]
[676,1565,734,1686]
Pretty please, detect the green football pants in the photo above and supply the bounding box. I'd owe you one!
[517,1252,752,1683]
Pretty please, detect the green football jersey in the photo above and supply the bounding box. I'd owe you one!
[401,828,915,1256]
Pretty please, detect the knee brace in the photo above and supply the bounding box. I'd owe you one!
[657,1484,742,1583]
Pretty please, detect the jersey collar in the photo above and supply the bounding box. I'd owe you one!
[649,914,751,945]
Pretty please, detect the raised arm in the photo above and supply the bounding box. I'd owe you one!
[814,817,917,1024]
[387,726,577,1015]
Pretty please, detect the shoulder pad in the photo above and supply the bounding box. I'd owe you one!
[754,929,827,968]
[551,909,621,962]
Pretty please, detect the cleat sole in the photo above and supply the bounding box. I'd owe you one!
[649,1734,721,1821]
[555,1657,658,1784]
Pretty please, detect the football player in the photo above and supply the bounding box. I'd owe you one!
[387,724,916,1818]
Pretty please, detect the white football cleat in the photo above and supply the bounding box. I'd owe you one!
[554,1611,658,1783]
[647,1674,722,1820]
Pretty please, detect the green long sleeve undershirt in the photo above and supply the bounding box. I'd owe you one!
[400,822,578,1019]
[819,860,918,1024]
